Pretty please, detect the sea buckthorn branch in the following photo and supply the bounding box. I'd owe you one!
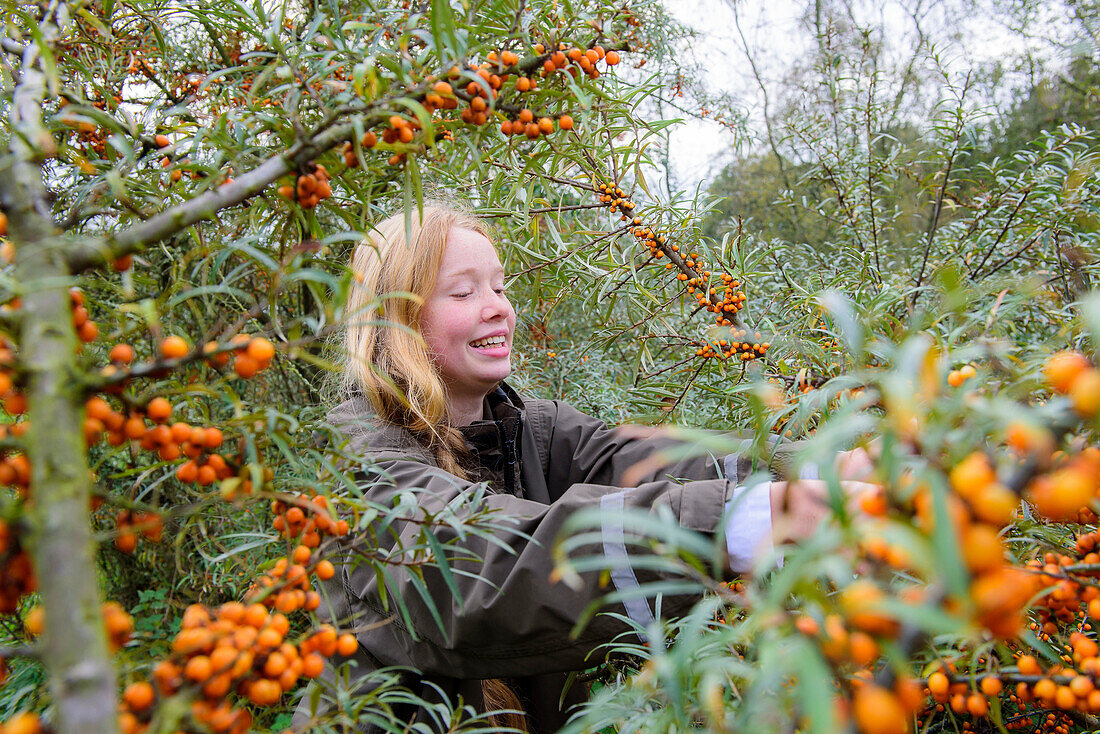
[583,179,775,366]
[485,158,599,192]
[593,182,750,327]
[62,41,628,271]
[792,349,1100,733]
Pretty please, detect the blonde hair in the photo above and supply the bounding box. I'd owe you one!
[342,202,493,476]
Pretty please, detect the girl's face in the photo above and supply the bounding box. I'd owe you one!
[420,227,516,404]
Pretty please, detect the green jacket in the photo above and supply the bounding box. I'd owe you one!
[294,384,787,733]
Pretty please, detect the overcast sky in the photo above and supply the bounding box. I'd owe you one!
[660,0,1072,190]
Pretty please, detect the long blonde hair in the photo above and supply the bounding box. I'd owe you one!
[342,202,493,475]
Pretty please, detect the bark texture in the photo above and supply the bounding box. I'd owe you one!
[1,10,120,733]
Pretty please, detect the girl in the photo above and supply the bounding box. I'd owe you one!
[300,202,871,733]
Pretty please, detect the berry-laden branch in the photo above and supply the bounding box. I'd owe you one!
[777,349,1100,734]
[64,41,626,270]
[588,181,771,364]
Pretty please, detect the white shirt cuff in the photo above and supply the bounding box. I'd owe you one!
[724,481,774,573]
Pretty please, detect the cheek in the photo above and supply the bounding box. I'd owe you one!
[421,305,471,353]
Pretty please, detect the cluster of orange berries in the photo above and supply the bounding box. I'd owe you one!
[793,600,928,734]
[664,249,746,326]
[57,108,109,159]
[0,423,30,496]
[598,182,637,220]
[71,287,100,343]
[246,545,332,614]
[945,452,1037,638]
[1025,446,1100,522]
[1027,549,1100,637]
[147,332,276,379]
[947,363,977,387]
[534,42,619,80]
[112,508,164,553]
[0,519,35,614]
[270,493,349,544]
[1003,638,1100,716]
[1044,349,1100,416]
[590,180,767,358]
[498,110,572,139]
[277,162,332,210]
[86,396,263,504]
[694,329,770,362]
[117,602,355,734]
[924,664,1005,722]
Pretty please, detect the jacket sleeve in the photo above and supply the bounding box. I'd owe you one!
[335,447,732,680]
[540,399,799,505]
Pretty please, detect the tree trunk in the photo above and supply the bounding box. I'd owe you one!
[1,17,120,734]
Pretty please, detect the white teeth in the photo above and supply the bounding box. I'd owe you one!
[470,335,506,348]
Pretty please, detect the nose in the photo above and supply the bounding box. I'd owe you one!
[481,289,513,323]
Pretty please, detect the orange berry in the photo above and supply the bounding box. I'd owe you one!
[1018,655,1041,675]
[961,523,1004,574]
[558,114,574,130]
[1045,350,1091,393]
[109,343,134,364]
[203,427,224,449]
[114,529,137,554]
[197,465,217,486]
[24,605,43,637]
[324,633,354,658]
[839,580,898,637]
[852,684,908,734]
[247,337,275,363]
[176,460,199,482]
[966,692,989,717]
[234,354,259,378]
[239,605,267,632]
[86,396,112,422]
[848,631,879,667]
[5,712,43,734]
[949,452,995,498]
[184,655,212,682]
[315,559,335,580]
[927,672,950,699]
[1055,685,1077,710]
[605,50,620,65]
[122,680,155,711]
[159,335,189,360]
[980,676,1003,697]
[302,652,325,678]
[146,397,172,423]
[538,117,554,134]
[1027,467,1094,522]
[1070,674,1094,698]
[1070,368,1100,416]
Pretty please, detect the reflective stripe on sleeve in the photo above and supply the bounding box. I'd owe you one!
[600,490,655,642]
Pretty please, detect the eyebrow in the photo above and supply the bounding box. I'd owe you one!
[438,266,504,280]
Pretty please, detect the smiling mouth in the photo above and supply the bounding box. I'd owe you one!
[470,335,507,349]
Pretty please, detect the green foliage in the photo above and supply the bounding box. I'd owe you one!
[5,0,1100,731]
